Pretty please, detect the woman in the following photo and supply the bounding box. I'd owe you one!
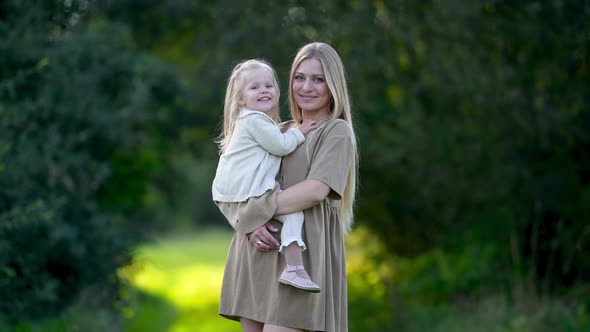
[217,42,358,332]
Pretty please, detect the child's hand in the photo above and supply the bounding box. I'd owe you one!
[298,118,318,135]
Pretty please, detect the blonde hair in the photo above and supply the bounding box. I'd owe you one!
[288,42,358,232]
[216,59,281,153]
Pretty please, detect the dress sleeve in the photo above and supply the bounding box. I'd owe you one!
[215,185,279,235]
[307,121,354,199]
[246,114,305,156]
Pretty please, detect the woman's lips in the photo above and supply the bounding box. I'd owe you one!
[298,95,316,101]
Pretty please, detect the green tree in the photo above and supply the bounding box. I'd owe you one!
[99,0,590,297]
[0,0,182,322]
[351,0,590,297]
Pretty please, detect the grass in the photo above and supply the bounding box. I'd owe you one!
[121,226,396,332]
[0,227,240,332]
[120,227,240,332]
[3,226,587,331]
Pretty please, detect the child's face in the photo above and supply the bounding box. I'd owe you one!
[240,68,278,113]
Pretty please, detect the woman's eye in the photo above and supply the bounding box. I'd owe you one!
[314,77,324,83]
[294,75,304,80]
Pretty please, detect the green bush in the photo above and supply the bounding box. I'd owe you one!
[0,1,177,323]
[394,245,503,306]
[395,295,590,332]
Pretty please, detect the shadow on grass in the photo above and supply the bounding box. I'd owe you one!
[124,288,178,332]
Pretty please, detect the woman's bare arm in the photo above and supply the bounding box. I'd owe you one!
[275,179,331,215]
[249,179,331,251]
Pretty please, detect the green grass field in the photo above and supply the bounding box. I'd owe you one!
[3,227,586,332]
[0,226,390,332]
[118,226,395,332]
[121,227,240,332]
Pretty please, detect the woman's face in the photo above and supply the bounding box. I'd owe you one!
[292,57,331,116]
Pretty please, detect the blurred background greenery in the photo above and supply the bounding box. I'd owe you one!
[1,0,589,331]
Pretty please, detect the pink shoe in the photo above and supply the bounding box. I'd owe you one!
[279,265,321,293]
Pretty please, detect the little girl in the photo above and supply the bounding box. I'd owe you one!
[212,59,320,292]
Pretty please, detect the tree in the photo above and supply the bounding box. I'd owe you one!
[0,0,182,321]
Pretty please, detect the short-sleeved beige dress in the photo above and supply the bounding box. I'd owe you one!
[217,117,354,332]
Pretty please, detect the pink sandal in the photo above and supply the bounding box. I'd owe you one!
[279,264,321,293]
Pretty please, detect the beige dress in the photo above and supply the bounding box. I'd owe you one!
[217,118,354,332]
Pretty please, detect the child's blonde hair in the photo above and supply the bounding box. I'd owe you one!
[216,59,281,153]
[288,42,358,232]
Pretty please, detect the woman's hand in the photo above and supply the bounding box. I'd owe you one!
[249,222,280,251]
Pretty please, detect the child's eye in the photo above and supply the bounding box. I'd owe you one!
[266,84,273,88]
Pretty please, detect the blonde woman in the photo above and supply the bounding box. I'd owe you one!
[218,43,358,332]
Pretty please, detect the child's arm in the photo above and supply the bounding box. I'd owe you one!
[247,114,314,156]
[297,118,318,135]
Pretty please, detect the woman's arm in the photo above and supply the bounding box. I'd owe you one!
[248,179,331,251]
[275,179,331,215]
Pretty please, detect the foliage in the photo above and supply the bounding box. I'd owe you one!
[348,0,590,295]
[97,0,590,298]
[347,226,590,332]
[346,226,396,331]
[0,293,123,332]
[0,0,181,322]
[2,0,589,327]
[6,227,584,332]
[394,295,590,332]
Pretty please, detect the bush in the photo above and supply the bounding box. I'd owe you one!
[0,1,175,323]
[394,295,590,332]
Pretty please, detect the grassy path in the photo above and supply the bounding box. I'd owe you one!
[119,225,396,332]
[122,227,240,332]
[3,226,587,331]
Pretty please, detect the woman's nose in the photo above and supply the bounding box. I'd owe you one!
[302,79,313,91]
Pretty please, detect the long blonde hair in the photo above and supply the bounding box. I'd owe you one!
[216,59,281,153]
[288,42,358,232]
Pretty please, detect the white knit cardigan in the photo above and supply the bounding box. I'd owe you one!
[212,109,305,202]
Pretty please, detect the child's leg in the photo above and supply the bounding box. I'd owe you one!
[277,211,306,270]
[274,212,320,292]
[275,211,306,253]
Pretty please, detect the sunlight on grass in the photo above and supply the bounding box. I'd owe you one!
[131,263,225,310]
[120,226,392,332]
[120,227,240,332]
